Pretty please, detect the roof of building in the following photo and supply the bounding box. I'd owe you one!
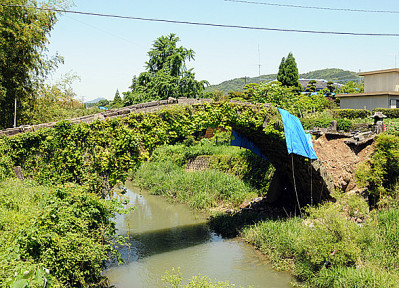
[358,68,399,77]
[336,91,399,98]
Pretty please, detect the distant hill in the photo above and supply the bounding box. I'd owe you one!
[206,68,361,94]
[85,97,106,104]
[300,68,360,82]
[84,97,107,108]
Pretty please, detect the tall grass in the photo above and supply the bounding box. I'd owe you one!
[241,193,399,288]
[135,160,256,210]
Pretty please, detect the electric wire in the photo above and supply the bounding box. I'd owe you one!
[224,0,399,14]
[1,3,399,37]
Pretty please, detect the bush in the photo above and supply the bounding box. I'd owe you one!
[0,179,124,287]
[373,108,399,118]
[241,192,399,288]
[332,109,371,119]
[356,134,399,204]
[300,118,352,132]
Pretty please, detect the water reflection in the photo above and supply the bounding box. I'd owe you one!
[104,182,292,288]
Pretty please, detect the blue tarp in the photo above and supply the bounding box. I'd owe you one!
[231,130,268,160]
[278,108,318,160]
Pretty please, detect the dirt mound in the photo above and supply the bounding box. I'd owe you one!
[313,135,374,192]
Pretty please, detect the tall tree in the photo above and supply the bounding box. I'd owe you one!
[126,33,208,104]
[0,0,65,128]
[277,52,301,91]
[113,89,122,104]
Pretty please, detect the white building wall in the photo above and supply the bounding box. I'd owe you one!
[364,73,399,93]
[340,95,389,111]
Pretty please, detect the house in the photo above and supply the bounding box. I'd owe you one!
[336,68,399,111]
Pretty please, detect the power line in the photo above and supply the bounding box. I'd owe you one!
[2,3,399,37]
[224,0,399,14]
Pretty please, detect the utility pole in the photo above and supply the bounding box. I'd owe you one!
[258,44,261,76]
[13,96,17,128]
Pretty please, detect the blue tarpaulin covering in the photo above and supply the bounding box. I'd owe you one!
[231,130,268,160]
[278,108,318,160]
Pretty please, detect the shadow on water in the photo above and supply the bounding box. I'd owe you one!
[107,222,214,267]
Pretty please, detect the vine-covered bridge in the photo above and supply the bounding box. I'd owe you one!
[0,98,373,207]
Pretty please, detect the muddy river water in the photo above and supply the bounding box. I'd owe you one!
[103,182,293,287]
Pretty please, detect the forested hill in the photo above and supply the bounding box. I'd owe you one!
[206,68,360,93]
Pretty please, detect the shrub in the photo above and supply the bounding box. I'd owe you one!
[332,109,371,119]
[356,134,399,204]
[0,179,124,287]
[373,108,399,118]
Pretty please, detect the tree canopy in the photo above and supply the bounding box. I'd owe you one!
[0,0,65,129]
[277,52,301,92]
[123,34,209,105]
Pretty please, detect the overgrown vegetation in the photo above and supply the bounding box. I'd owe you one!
[242,191,399,288]
[162,267,251,288]
[134,133,273,210]
[0,178,125,287]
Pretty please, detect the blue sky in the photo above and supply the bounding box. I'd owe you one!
[47,0,399,101]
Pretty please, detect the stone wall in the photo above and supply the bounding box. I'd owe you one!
[186,156,211,172]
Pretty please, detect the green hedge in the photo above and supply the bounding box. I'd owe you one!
[301,118,352,132]
[332,109,371,119]
[373,108,399,118]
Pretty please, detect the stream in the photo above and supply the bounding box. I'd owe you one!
[103,181,293,287]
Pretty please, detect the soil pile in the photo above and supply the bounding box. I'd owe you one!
[313,135,374,192]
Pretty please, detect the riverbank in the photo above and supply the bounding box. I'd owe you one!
[0,178,124,287]
[133,133,399,288]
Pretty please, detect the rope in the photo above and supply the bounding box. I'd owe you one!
[291,154,303,217]
[310,160,313,206]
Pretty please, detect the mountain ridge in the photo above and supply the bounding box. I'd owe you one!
[206,68,360,93]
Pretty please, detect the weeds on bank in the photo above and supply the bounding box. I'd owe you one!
[242,191,399,288]
[162,267,252,288]
[0,178,125,287]
[133,133,273,211]
[135,160,256,210]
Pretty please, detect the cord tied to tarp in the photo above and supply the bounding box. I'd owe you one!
[278,108,318,216]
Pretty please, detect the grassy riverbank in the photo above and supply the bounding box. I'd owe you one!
[242,194,399,287]
[241,134,399,288]
[134,135,273,211]
[0,178,124,287]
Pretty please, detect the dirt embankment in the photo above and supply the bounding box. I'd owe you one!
[313,135,374,193]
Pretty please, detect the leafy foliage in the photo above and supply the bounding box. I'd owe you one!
[277,52,301,91]
[335,81,364,94]
[242,192,399,288]
[123,34,209,104]
[1,120,140,196]
[356,134,399,204]
[0,178,125,287]
[0,0,67,128]
[373,108,399,118]
[162,267,250,288]
[331,109,371,119]
[243,81,331,115]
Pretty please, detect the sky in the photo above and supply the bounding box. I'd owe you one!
[46,0,399,101]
